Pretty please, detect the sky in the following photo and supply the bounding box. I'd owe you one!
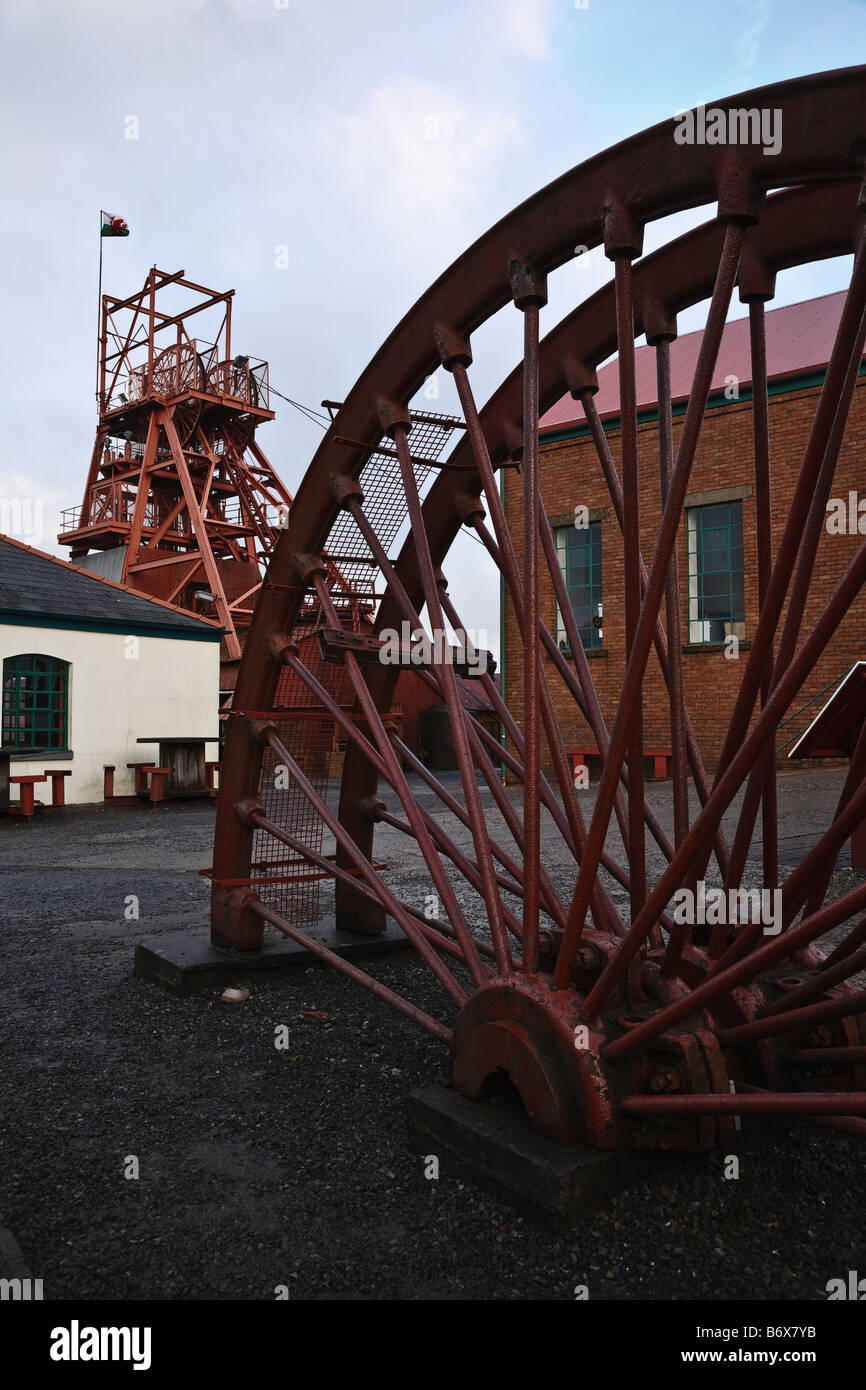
[2,0,866,660]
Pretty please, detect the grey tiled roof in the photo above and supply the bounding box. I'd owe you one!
[0,535,222,637]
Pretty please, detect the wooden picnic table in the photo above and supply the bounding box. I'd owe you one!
[135,736,220,798]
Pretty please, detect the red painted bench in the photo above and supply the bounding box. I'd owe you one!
[127,761,156,794]
[102,763,176,807]
[42,769,72,810]
[567,749,673,781]
[567,749,595,782]
[647,751,673,780]
[141,766,174,805]
[9,773,47,821]
[104,764,138,807]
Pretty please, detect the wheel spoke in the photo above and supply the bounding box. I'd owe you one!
[578,388,730,880]
[249,896,452,1042]
[392,421,514,974]
[606,877,866,1062]
[311,572,489,985]
[613,254,648,922]
[559,220,748,995]
[256,724,470,1007]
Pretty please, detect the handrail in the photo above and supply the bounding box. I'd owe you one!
[777,674,845,730]
[777,669,851,752]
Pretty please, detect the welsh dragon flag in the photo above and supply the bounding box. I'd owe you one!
[101,211,129,238]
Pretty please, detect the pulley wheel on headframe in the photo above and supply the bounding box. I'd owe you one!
[152,342,203,446]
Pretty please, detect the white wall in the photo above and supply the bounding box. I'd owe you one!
[1,623,221,804]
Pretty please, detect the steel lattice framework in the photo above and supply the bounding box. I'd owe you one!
[209,68,866,1151]
[60,269,291,667]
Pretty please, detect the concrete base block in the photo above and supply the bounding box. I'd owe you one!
[408,1082,691,1229]
[134,914,411,995]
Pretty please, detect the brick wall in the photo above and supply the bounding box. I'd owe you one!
[502,376,866,773]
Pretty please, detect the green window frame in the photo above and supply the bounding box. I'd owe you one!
[1,654,69,750]
[555,520,603,652]
[686,501,745,644]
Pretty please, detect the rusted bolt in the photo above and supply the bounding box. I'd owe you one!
[617,1013,649,1029]
[267,632,298,663]
[538,929,557,957]
[649,1067,683,1094]
[329,473,364,509]
[575,943,601,972]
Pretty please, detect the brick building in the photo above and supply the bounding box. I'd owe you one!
[502,290,866,772]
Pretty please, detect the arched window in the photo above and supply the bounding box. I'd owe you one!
[2,654,69,750]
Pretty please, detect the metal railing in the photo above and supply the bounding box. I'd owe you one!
[777,670,850,752]
[101,342,269,415]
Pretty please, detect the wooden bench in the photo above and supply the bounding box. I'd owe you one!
[140,766,175,806]
[42,769,72,811]
[567,749,673,781]
[646,751,673,780]
[127,761,156,794]
[205,761,221,798]
[101,762,177,807]
[103,765,139,807]
[105,763,174,807]
[9,773,47,821]
[567,749,595,783]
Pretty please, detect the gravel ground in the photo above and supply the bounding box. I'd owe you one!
[1,768,865,1301]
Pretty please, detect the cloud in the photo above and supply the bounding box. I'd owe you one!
[2,0,208,22]
[317,78,522,244]
[735,0,771,68]
[495,0,556,60]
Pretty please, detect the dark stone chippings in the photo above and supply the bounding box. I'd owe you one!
[0,778,864,1301]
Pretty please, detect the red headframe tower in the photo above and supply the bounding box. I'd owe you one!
[59,268,293,678]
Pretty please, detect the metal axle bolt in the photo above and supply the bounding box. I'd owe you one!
[649,1067,683,1094]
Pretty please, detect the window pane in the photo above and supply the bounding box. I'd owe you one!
[686,500,745,643]
[701,572,729,597]
[1,654,68,749]
[701,546,730,573]
[555,520,602,650]
[700,503,730,527]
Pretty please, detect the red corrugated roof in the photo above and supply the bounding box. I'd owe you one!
[540,289,855,435]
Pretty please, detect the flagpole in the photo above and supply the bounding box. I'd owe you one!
[96,210,104,413]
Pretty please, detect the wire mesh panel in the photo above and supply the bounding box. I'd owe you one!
[251,627,340,925]
[254,410,464,927]
[323,412,463,608]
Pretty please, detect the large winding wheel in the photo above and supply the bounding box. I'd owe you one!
[151,342,204,446]
[210,68,866,1153]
